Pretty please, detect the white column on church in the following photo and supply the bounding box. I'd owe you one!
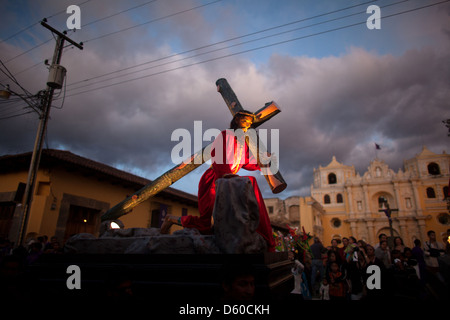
[398,219,408,244]
[345,185,354,217]
[393,182,402,214]
[366,219,375,245]
[362,184,371,216]
[350,220,357,238]
[411,180,423,216]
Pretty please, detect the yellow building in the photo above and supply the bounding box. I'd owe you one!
[0,149,199,245]
[264,196,324,239]
[265,147,450,248]
[310,146,449,247]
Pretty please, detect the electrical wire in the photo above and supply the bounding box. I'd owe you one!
[59,0,449,99]
[0,60,35,99]
[1,0,219,67]
[0,0,93,43]
[66,0,380,89]
[80,0,158,29]
[81,0,222,43]
[1,0,448,118]
[0,111,35,120]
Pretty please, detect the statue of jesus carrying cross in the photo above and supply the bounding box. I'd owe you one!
[101,78,287,252]
[161,109,277,251]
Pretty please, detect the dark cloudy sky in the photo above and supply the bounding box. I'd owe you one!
[1,0,449,199]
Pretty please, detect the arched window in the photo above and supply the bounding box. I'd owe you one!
[336,193,343,203]
[328,173,337,184]
[426,187,436,198]
[324,194,331,204]
[443,186,449,199]
[427,163,441,175]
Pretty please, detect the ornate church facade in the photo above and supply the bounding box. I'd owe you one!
[266,146,450,247]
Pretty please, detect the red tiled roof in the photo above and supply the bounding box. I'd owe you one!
[0,149,198,205]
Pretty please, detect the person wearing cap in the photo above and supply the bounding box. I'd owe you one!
[161,111,276,251]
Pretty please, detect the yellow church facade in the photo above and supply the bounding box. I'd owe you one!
[266,147,449,248]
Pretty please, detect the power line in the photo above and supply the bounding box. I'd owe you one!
[62,0,406,94]
[46,0,93,20]
[58,0,450,100]
[0,110,35,120]
[66,8,373,92]
[0,0,93,44]
[81,0,222,43]
[0,60,36,100]
[80,0,158,29]
[7,60,44,78]
[2,0,448,108]
[3,38,53,64]
[66,0,380,88]
[1,0,220,69]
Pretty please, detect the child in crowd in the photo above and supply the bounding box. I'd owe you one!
[328,261,346,300]
[319,278,330,300]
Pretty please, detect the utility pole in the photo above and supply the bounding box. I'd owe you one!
[16,20,83,247]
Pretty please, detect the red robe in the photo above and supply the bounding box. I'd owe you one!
[181,129,276,251]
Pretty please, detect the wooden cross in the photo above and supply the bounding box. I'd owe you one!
[378,202,399,238]
[101,78,287,222]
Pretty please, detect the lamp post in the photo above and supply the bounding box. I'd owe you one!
[0,85,11,99]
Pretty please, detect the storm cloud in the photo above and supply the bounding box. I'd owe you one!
[1,0,449,199]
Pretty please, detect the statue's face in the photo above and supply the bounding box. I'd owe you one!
[236,115,253,132]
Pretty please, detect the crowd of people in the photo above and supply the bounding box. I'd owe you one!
[0,234,65,299]
[1,235,63,262]
[2,230,450,301]
[289,229,450,301]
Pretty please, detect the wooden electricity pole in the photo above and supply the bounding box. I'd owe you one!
[16,20,83,246]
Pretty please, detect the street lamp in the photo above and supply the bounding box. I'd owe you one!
[0,84,11,99]
[0,84,43,115]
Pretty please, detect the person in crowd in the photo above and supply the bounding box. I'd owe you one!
[357,239,367,251]
[403,247,422,283]
[330,238,340,255]
[25,242,42,265]
[290,258,306,301]
[328,261,347,300]
[325,250,345,275]
[364,244,384,268]
[388,249,422,299]
[338,237,348,262]
[424,230,445,274]
[438,240,450,290]
[344,237,359,263]
[393,237,406,252]
[374,233,388,250]
[319,278,330,300]
[411,239,427,283]
[362,244,386,300]
[221,264,257,301]
[310,237,326,296]
[346,244,367,300]
[375,240,391,268]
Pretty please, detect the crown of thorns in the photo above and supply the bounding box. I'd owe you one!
[233,110,255,120]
